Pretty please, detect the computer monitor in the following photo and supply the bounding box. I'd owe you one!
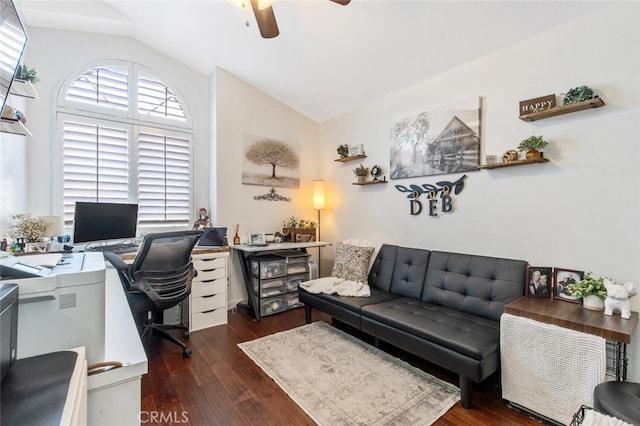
[72,202,138,244]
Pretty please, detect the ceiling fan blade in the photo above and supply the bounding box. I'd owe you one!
[328,0,351,5]
[250,0,279,38]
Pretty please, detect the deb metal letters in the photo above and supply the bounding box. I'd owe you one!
[395,174,467,217]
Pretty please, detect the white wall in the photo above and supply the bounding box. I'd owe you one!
[213,68,319,305]
[13,28,210,230]
[318,3,640,380]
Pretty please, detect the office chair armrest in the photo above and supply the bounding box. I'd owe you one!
[103,252,129,271]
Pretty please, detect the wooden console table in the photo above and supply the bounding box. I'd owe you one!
[501,297,638,425]
[504,296,638,344]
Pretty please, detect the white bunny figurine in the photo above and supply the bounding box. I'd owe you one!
[603,279,635,319]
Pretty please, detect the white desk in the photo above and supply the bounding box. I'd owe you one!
[87,266,147,426]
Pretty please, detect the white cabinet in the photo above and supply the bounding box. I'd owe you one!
[188,252,228,331]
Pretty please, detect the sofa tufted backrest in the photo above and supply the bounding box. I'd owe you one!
[388,247,430,299]
[368,244,398,292]
[421,251,527,321]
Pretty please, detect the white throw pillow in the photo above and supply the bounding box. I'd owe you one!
[331,242,374,284]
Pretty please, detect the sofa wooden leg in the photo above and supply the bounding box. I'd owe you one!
[304,305,312,324]
[460,375,473,409]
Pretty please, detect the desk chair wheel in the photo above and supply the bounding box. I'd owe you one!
[182,348,192,358]
[184,330,190,338]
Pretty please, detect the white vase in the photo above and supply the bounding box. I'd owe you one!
[582,295,604,311]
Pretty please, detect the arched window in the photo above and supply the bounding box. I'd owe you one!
[58,61,193,229]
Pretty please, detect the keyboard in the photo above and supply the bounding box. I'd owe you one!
[88,243,139,254]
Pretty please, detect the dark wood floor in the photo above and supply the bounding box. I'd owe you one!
[141,307,543,425]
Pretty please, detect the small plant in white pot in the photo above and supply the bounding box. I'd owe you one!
[517,135,549,159]
[353,164,369,183]
[566,273,607,311]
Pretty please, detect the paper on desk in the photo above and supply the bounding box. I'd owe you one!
[18,253,63,267]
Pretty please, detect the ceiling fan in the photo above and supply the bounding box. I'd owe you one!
[242,0,351,39]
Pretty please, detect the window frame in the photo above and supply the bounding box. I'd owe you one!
[55,59,194,231]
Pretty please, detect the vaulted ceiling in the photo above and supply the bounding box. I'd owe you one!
[19,0,608,122]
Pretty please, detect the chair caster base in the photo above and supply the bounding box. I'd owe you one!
[184,331,190,338]
[182,348,192,358]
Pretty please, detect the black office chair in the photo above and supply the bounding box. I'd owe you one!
[105,230,203,358]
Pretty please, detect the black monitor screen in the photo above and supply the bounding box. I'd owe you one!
[72,202,138,244]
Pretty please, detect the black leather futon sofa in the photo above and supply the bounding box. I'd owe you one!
[299,244,527,408]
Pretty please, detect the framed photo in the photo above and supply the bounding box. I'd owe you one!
[249,233,266,246]
[485,154,497,165]
[526,266,553,297]
[554,268,584,303]
[348,145,360,157]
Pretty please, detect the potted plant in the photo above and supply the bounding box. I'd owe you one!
[282,216,317,242]
[336,144,349,159]
[517,135,549,159]
[566,273,607,311]
[353,164,369,183]
[15,65,40,84]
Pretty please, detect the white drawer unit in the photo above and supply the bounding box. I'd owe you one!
[188,251,229,331]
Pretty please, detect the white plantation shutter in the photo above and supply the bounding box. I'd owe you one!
[60,63,192,228]
[66,66,128,110]
[62,120,129,223]
[138,131,191,224]
[138,72,186,121]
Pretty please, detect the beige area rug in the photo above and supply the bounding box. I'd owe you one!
[238,321,460,425]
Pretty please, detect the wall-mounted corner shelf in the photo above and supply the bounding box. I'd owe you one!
[335,154,366,162]
[478,157,548,170]
[0,118,32,136]
[519,97,605,122]
[352,179,388,186]
[9,79,39,99]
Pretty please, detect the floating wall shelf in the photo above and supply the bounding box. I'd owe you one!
[478,157,549,170]
[0,118,32,136]
[9,79,39,99]
[335,154,366,162]
[519,97,605,122]
[352,179,388,186]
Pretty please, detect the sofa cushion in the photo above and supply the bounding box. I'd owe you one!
[362,297,501,360]
[388,247,430,299]
[342,238,384,274]
[368,244,398,292]
[331,242,374,284]
[422,251,527,321]
[300,287,401,314]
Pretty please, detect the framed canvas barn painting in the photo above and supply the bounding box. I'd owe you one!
[390,97,481,179]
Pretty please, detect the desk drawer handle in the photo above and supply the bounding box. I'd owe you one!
[202,308,219,314]
[202,293,220,298]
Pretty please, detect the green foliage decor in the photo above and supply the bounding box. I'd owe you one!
[566,273,608,299]
[517,135,549,152]
[353,164,369,177]
[337,144,349,158]
[16,65,40,84]
[563,85,594,105]
[282,216,316,229]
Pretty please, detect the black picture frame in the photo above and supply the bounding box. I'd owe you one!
[526,266,553,297]
[554,268,584,303]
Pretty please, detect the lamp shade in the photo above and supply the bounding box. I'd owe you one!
[312,180,326,210]
[40,216,64,237]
